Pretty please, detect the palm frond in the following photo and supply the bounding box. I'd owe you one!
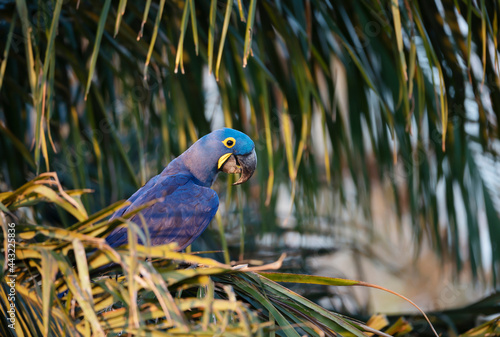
[0,176,421,336]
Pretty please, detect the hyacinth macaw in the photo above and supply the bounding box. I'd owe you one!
[106,128,257,250]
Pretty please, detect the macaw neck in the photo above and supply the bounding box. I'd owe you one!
[164,150,219,188]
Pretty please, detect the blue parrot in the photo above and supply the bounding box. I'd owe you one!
[106,128,257,250]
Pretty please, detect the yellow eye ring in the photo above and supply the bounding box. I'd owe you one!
[222,137,236,148]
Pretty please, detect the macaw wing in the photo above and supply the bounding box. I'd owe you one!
[106,174,219,250]
[110,174,162,219]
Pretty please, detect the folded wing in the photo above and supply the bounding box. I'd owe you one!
[106,174,219,250]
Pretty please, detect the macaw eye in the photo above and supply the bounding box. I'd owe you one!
[222,137,236,148]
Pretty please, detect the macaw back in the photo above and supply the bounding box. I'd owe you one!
[106,157,219,250]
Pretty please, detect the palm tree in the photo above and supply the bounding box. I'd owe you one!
[0,0,499,335]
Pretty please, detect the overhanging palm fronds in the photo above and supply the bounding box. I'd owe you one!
[0,0,499,289]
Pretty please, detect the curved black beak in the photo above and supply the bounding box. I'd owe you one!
[220,149,257,185]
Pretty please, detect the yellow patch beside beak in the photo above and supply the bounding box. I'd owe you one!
[218,153,233,169]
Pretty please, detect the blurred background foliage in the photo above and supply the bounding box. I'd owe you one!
[0,0,500,334]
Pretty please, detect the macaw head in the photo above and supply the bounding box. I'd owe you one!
[215,128,257,185]
[181,128,257,186]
